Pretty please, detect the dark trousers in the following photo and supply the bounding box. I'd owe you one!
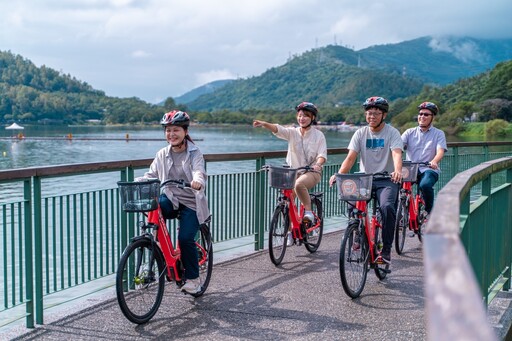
[417,170,439,213]
[372,179,399,252]
[159,194,200,280]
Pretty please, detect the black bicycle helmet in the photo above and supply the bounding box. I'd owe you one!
[417,102,439,115]
[363,96,389,113]
[160,110,190,127]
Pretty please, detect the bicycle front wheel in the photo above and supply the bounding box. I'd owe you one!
[269,205,289,265]
[192,223,213,298]
[304,196,323,253]
[339,221,368,298]
[394,198,408,255]
[116,238,166,324]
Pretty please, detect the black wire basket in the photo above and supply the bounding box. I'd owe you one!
[117,179,160,212]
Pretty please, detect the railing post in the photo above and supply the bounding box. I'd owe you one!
[32,176,43,325]
[452,146,459,174]
[23,178,34,328]
[506,167,512,291]
[482,175,491,305]
[119,168,134,257]
[254,157,266,250]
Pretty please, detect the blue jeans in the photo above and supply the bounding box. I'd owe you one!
[372,179,399,253]
[159,194,200,280]
[417,170,439,213]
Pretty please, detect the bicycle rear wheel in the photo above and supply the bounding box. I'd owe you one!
[116,238,166,324]
[304,196,323,253]
[394,198,408,255]
[192,223,213,298]
[269,205,289,265]
[417,199,427,242]
[374,223,390,280]
[339,220,368,298]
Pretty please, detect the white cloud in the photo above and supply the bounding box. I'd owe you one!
[428,37,489,63]
[0,0,511,103]
[131,50,151,58]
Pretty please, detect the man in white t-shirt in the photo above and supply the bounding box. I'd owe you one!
[330,97,403,264]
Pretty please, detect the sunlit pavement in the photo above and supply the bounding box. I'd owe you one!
[2,216,510,340]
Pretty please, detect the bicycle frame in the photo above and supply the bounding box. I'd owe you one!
[279,188,321,240]
[400,181,424,233]
[352,198,381,264]
[146,207,183,282]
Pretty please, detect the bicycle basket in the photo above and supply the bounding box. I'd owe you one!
[402,162,419,182]
[267,166,298,189]
[335,173,373,201]
[117,179,160,212]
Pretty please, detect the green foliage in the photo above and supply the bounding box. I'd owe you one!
[485,119,511,137]
[0,51,164,124]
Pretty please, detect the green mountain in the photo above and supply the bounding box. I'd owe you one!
[391,59,512,133]
[0,51,165,124]
[185,36,512,111]
[174,79,234,104]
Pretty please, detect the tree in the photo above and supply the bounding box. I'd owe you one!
[163,97,176,111]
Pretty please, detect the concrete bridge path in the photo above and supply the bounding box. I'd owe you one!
[7,230,426,340]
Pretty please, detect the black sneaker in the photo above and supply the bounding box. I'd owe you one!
[380,250,391,264]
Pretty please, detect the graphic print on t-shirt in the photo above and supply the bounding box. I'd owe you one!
[366,138,384,151]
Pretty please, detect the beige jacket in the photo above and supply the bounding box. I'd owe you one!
[143,142,210,224]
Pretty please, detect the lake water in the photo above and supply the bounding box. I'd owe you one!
[0,125,354,171]
[0,125,357,200]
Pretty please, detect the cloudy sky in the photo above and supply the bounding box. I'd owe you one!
[1,0,511,104]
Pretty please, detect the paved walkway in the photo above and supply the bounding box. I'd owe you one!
[4,228,512,340]
[5,229,430,341]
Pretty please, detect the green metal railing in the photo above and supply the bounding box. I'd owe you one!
[424,155,512,341]
[0,142,511,329]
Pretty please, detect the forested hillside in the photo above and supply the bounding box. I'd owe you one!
[0,51,165,124]
[1,35,512,127]
[391,60,512,135]
[184,36,512,111]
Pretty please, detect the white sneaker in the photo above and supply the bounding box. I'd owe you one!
[181,277,201,294]
[303,211,314,222]
[287,232,294,246]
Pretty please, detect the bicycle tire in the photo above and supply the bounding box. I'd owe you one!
[191,224,213,298]
[394,198,408,255]
[417,199,426,242]
[116,238,166,324]
[269,205,289,265]
[374,213,390,280]
[304,197,323,253]
[339,221,368,298]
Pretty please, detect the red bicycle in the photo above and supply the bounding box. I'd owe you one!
[394,161,430,255]
[116,179,213,324]
[263,165,323,266]
[336,172,391,298]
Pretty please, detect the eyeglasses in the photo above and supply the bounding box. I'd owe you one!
[366,111,383,117]
[418,112,433,117]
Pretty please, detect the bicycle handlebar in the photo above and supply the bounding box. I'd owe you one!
[260,164,316,172]
[160,179,191,189]
[403,161,431,167]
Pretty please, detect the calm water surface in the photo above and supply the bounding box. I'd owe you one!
[0,125,353,170]
[0,125,354,199]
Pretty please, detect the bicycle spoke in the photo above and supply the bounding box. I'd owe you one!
[304,197,323,253]
[339,222,368,298]
[269,205,288,265]
[116,239,166,324]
